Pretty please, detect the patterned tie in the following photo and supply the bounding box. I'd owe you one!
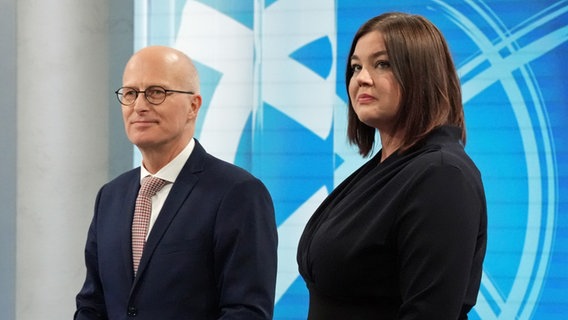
[132,176,168,275]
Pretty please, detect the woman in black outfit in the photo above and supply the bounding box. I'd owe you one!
[297,12,487,319]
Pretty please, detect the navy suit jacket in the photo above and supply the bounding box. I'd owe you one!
[75,140,278,320]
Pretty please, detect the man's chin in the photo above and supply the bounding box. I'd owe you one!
[131,138,160,151]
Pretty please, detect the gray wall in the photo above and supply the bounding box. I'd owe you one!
[0,0,18,318]
[0,1,133,319]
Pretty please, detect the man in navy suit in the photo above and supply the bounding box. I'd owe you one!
[75,46,278,319]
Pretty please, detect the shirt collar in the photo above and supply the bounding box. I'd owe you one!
[139,138,195,184]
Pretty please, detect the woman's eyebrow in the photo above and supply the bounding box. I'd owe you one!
[350,50,388,61]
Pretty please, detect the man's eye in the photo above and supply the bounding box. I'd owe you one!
[123,90,136,98]
[148,88,165,97]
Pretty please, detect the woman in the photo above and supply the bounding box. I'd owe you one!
[297,12,487,319]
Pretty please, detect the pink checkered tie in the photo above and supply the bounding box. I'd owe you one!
[132,176,168,275]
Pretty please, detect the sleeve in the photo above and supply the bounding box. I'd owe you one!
[74,188,108,320]
[396,164,484,319]
[213,177,278,320]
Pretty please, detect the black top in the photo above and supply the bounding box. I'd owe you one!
[297,126,487,319]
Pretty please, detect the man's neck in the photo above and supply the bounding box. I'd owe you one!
[139,138,192,174]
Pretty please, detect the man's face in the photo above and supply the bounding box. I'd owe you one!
[120,51,200,153]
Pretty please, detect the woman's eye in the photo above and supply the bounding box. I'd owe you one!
[351,64,362,72]
[375,61,391,69]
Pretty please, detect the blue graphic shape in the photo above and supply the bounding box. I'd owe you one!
[274,276,309,318]
[193,61,223,139]
[333,1,561,318]
[173,0,188,39]
[195,0,254,29]
[139,0,568,317]
[290,36,334,79]
[234,113,253,171]
[465,82,528,296]
[265,0,278,9]
[250,103,336,225]
[145,0,189,43]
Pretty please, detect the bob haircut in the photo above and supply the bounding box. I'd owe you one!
[345,12,466,157]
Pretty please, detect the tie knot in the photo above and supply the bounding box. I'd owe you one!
[139,176,168,198]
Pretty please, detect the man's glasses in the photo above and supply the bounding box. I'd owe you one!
[115,86,194,106]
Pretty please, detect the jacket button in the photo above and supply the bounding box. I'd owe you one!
[127,306,137,317]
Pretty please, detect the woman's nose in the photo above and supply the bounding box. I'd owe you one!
[355,68,372,87]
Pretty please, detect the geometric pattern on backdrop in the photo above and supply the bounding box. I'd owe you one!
[135,0,568,318]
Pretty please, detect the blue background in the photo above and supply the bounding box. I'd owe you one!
[138,0,567,318]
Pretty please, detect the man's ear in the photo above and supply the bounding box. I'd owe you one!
[188,94,202,119]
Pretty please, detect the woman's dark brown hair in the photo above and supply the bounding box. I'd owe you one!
[346,12,465,157]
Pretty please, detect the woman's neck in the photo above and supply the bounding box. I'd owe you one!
[378,130,403,162]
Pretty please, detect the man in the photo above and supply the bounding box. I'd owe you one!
[75,46,278,319]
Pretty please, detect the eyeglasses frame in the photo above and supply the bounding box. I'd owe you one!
[115,86,195,106]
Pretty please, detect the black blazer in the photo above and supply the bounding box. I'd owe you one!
[75,140,278,320]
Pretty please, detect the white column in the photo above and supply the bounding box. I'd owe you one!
[17,1,110,319]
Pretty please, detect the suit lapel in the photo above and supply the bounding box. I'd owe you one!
[131,141,206,287]
[123,171,141,281]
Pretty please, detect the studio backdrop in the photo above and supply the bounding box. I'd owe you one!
[132,0,567,318]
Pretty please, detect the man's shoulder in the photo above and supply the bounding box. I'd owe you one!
[202,152,257,182]
[104,167,139,189]
[191,140,252,178]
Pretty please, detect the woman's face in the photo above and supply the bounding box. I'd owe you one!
[348,30,401,133]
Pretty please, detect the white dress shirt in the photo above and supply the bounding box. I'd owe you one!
[139,138,195,239]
